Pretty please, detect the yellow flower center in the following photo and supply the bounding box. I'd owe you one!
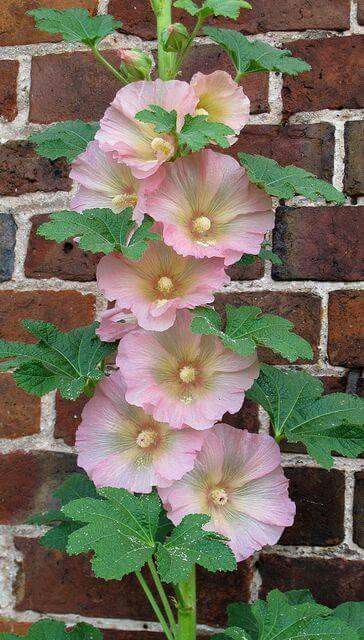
[193,216,212,235]
[179,365,196,384]
[195,107,209,117]
[112,193,138,210]
[136,429,157,448]
[157,276,174,295]
[210,488,228,506]
[151,137,174,157]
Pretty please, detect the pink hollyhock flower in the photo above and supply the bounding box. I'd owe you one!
[96,79,198,179]
[70,141,160,224]
[191,71,250,136]
[117,310,259,430]
[144,149,274,266]
[97,240,229,331]
[160,424,296,561]
[96,306,138,342]
[76,371,205,493]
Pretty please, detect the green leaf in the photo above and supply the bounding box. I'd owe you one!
[38,208,159,258]
[204,27,311,76]
[179,115,235,152]
[213,629,251,640]
[29,120,98,162]
[228,602,260,639]
[191,305,312,362]
[237,242,283,268]
[156,514,236,584]
[135,105,177,133]
[28,8,121,45]
[0,321,115,399]
[174,0,251,19]
[0,619,103,640]
[63,488,161,580]
[247,365,364,467]
[239,153,345,204]
[333,602,364,635]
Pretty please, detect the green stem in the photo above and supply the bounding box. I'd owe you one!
[153,0,177,79]
[174,15,205,74]
[176,566,196,640]
[148,559,178,637]
[90,44,125,82]
[135,571,175,640]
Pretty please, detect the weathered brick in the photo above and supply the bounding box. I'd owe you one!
[15,537,253,626]
[111,0,350,38]
[0,452,78,524]
[358,0,364,24]
[0,290,96,342]
[279,468,345,546]
[0,142,70,197]
[259,554,364,607]
[0,619,30,634]
[0,374,41,439]
[25,214,99,281]
[0,60,18,122]
[234,124,335,183]
[353,471,364,548]
[272,206,363,282]
[328,291,364,367]
[0,1,98,46]
[344,122,364,196]
[227,260,264,281]
[55,393,88,446]
[29,51,120,124]
[223,398,259,433]
[0,213,16,282]
[283,36,364,115]
[215,291,321,363]
[181,44,269,114]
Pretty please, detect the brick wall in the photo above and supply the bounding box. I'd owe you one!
[0,0,363,637]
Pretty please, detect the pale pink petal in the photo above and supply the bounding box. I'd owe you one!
[96,306,138,341]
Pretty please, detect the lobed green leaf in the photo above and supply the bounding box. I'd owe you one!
[0,619,102,640]
[179,114,235,152]
[135,105,177,133]
[174,0,251,19]
[29,120,99,162]
[28,8,121,45]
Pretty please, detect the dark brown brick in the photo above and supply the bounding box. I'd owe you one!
[223,398,259,433]
[0,60,18,122]
[353,471,364,548]
[0,1,98,46]
[259,554,364,607]
[0,290,95,342]
[328,291,364,367]
[234,124,335,183]
[227,260,264,281]
[0,142,71,197]
[358,0,364,24]
[0,374,41,439]
[272,206,363,282]
[25,214,100,281]
[344,122,364,196]
[55,393,88,446]
[29,51,121,124]
[0,452,78,523]
[283,36,364,115]
[280,467,345,546]
[215,291,321,364]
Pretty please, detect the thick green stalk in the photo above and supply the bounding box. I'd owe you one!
[153,0,177,79]
[176,567,196,640]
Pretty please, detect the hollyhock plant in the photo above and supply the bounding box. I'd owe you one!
[191,71,250,137]
[160,424,296,561]
[96,306,138,342]
[144,149,274,265]
[97,240,230,331]
[117,310,259,430]
[96,79,198,179]
[76,371,205,493]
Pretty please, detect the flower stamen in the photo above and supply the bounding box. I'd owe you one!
[210,488,228,506]
[193,216,212,235]
[136,429,157,448]
[157,276,174,295]
[195,107,209,117]
[112,193,138,210]
[151,137,174,157]
[179,365,196,384]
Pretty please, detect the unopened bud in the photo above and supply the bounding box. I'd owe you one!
[119,48,153,82]
[161,23,190,52]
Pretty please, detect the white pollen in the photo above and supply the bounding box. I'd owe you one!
[193,216,212,234]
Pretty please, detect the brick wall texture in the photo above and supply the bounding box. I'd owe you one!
[0,1,363,637]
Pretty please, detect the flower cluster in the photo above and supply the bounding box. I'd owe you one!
[73,72,295,561]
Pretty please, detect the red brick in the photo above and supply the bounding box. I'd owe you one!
[0,1,98,46]
[0,142,71,197]
[358,0,364,24]
[272,206,363,282]
[344,122,364,197]
[227,260,264,281]
[110,0,350,38]
[0,373,41,439]
[29,51,120,124]
[328,291,364,367]
[214,291,321,364]
[25,214,100,282]
[223,398,259,434]
[0,60,18,122]
[279,467,345,546]
[0,452,78,524]
[55,393,88,446]
[0,290,96,342]
[234,124,335,183]
[0,619,31,634]
[15,537,252,626]
[259,554,364,607]
[353,471,364,548]
[283,36,364,115]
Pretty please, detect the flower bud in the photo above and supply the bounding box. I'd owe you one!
[161,23,190,52]
[118,48,153,82]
